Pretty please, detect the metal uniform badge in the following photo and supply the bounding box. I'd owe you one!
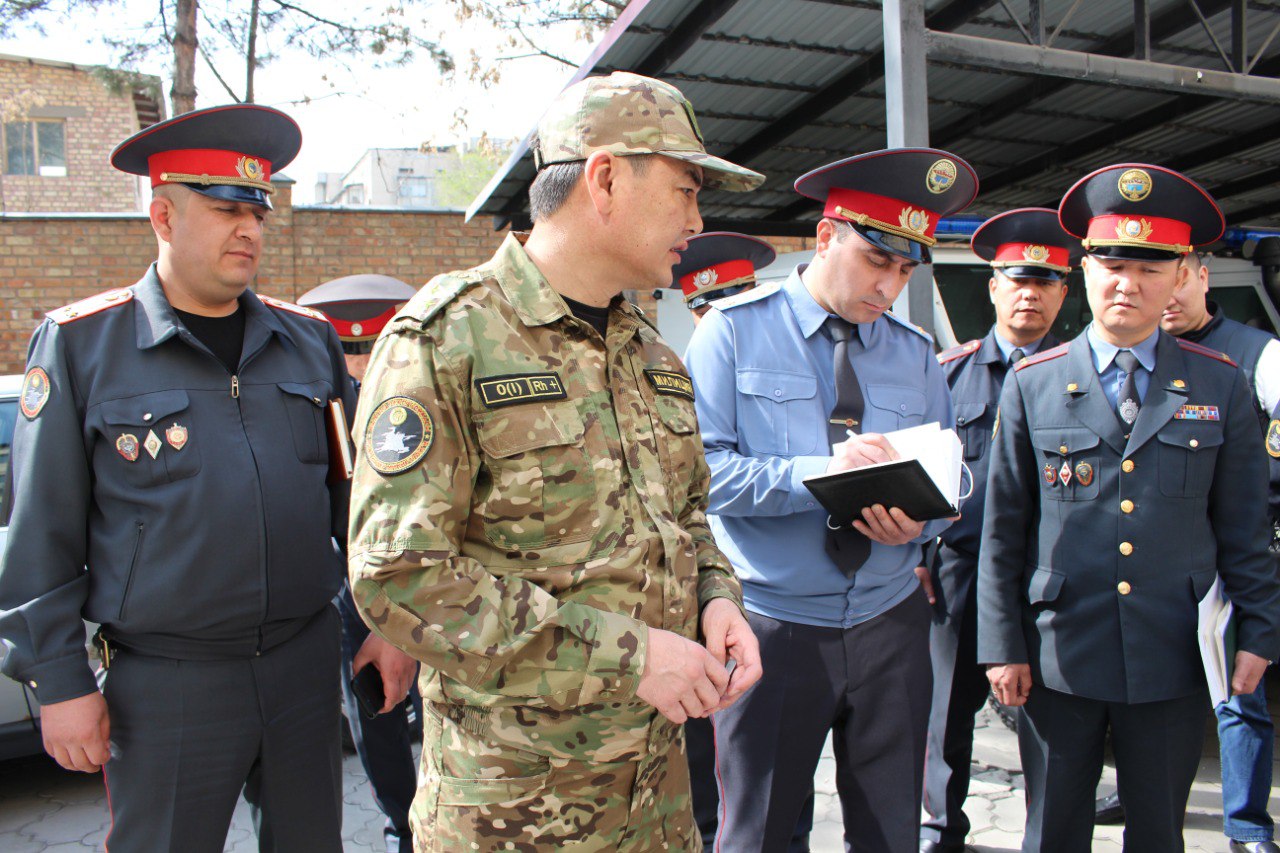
[1058,461,1073,487]
[1268,420,1280,459]
[116,433,140,462]
[1074,461,1094,486]
[1043,463,1057,486]
[165,423,188,451]
[20,366,50,420]
[144,429,162,460]
[926,158,957,194]
[1117,168,1153,202]
[365,396,432,475]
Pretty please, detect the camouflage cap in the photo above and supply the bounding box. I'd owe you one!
[533,71,764,192]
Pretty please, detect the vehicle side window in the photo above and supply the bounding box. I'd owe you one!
[0,399,18,526]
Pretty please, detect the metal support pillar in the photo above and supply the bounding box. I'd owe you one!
[1134,0,1151,60]
[1029,0,1046,45]
[883,0,935,335]
[1232,0,1248,72]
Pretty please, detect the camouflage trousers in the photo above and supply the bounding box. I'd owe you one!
[412,704,700,852]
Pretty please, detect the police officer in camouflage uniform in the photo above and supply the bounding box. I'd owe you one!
[0,106,352,852]
[347,71,764,852]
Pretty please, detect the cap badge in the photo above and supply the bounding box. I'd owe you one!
[696,269,718,288]
[899,206,930,236]
[1023,244,1050,263]
[926,158,957,194]
[1117,217,1153,242]
[1118,168,1153,202]
[350,322,363,336]
[236,156,265,183]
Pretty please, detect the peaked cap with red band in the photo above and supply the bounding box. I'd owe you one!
[794,148,979,263]
[672,232,776,310]
[1058,163,1223,262]
[111,104,301,210]
[299,274,417,353]
[971,208,1083,282]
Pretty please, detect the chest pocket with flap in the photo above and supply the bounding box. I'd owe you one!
[1031,427,1100,501]
[278,380,332,464]
[736,369,819,456]
[99,389,201,485]
[474,400,597,551]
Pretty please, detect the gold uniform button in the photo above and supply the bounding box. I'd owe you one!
[1119,542,1134,556]
[1059,445,1069,454]
[27,680,36,688]
[1190,439,1199,448]
[1121,500,1134,513]
[1122,459,1135,473]
[1118,581,1132,595]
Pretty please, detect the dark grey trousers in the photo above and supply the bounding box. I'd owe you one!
[1018,685,1207,853]
[100,606,344,853]
[712,588,933,853]
[920,550,991,846]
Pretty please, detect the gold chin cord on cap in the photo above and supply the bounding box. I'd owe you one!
[833,205,937,248]
[159,172,275,193]
[1080,237,1192,254]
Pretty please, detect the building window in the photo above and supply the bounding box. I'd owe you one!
[4,120,66,177]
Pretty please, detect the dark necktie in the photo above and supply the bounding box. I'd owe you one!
[1009,347,1026,368]
[824,317,871,576]
[1115,349,1142,426]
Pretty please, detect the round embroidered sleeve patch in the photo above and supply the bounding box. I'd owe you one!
[1267,419,1280,459]
[20,367,50,420]
[364,397,433,475]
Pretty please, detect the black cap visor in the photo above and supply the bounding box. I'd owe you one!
[996,265,1066,282]
[688,283,753,311]
[853,224,931,264]
[187,182,273,210]
[1086,244,1183,263]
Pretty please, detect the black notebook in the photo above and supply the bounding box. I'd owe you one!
[803,423,965,525]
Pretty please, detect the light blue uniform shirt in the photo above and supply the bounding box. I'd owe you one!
[684,266,955,629]
[993,331,1045,364]
[1086,323,1159,410]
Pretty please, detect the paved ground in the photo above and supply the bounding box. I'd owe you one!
[0,701,1275,851]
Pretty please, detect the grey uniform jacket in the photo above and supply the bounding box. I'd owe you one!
[977,330,1280,704]
[0,265,355,705]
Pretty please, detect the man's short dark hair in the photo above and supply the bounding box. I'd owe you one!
[528,146,654,222]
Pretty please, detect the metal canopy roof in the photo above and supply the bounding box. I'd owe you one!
[469,0,1280,242]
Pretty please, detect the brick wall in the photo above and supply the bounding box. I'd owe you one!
[0,56,149,213]
[0,185,815,374]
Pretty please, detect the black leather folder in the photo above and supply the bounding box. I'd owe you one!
[803,459,957,525]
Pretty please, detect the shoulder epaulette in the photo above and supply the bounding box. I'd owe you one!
[712,281,780,311]
[884,310,933,344]
[396,271,479,329]
[48,288,134,325]
[1177,338,1239,367]
[259,294,327,322]
[937,339,981,365]
[1015,343,1069,371]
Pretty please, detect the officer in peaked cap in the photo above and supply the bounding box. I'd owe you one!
[673,232,776,323]
[978,165,1280,852]
[300,273,420,853]
[685,148,976,852]
[921,208,1078,853]
[110,102,300,209]
[0,105,354,852]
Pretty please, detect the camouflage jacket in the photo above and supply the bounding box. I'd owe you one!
[348,232,742,762]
